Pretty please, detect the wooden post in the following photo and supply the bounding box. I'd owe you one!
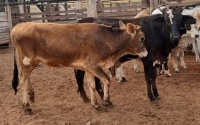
[18,4,25,21]
[86,0,97,17]
[75,0,82,20]
[75,0,82,9]
[142,0,150,6]
[97,0,103,9]
[149,0,154,13]
[64,2,68,19]
[154,0,159,8]
[6,5,12,30]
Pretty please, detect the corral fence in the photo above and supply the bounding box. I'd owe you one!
[0,0,200,46]
[0,4,12,46]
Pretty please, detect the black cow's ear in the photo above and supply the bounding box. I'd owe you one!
[151,16,164,28]
[182,15,196,25]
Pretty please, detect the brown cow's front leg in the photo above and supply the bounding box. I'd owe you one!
[91,67,111,106]
[28,83,35,102]
[85,72,100,109]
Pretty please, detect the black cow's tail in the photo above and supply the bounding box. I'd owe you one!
[12,49,19,94]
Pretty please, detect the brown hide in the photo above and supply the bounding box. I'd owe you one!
[11,22,146,71]
[11,22,147,114]
[134,7,150,19]
[192,12,200,28]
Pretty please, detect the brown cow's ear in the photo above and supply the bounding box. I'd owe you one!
[119,20,126,29]
[126,23,135,33]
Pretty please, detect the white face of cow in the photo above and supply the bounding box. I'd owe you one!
[166,9,174,24]
[186,24,199,38]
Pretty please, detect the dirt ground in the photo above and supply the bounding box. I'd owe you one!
[1,47,200,125]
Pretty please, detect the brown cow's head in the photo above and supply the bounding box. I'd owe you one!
[119,20,148,58]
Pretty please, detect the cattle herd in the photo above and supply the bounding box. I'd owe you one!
[10,4,200,115]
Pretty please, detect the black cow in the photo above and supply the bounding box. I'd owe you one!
[75,6,196,102]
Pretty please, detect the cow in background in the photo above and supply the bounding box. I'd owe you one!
[190,12,200,64]
[11,22,147,114]
[75,6,196,102]
[134,7,150,19]
[171,24,199,72]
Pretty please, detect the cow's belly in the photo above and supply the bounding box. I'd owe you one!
[99,59,115,69]
[36,56,84,69]
[36,55,116,71]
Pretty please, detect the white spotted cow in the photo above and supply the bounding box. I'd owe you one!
[171,24,200,72]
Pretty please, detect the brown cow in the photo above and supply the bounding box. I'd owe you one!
[11,22,147,115]
[134,7,150,19]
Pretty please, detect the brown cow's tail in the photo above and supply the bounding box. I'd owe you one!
[12,49,19,94]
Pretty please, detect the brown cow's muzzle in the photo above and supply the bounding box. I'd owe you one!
[138,47,148,58]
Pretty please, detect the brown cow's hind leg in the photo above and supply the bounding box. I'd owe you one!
[20,67,32,115]
[19,56,36,115]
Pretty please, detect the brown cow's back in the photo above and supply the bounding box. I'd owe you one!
[11,22,143,69]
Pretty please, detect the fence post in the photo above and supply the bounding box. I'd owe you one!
[86,0,97,17]
[154,0,159,8]
[75,0,82,9]
[142,0,150,6]
[5,4,12,46]
[149,0,154,13]
[6,5,12,30]
[75,0,82,20]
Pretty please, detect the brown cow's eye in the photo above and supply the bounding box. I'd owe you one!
[140,37,145,42]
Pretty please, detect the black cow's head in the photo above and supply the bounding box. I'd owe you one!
[151,6,196,47]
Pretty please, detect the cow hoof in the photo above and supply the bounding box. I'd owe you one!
[135,70,140,73]
[154,93,159,98]
[24,109,32,115]
[108,100,113,106]
[102,100,109,106]
[93,104,101,110]
[82,96,90,103]
[175,70,180,73]
[120,77,127,83]
[149,96,156,101]
[166,74,171,77]
[83,98,90,103]
[79,92,90,103]
[155,96,161,100]
[23,104,32,115]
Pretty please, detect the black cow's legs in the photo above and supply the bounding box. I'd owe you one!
[74,69,104,102]
[151,67,159,98]
[142,58,159,101]
[95,77,104,100]
[74,69,90,102]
